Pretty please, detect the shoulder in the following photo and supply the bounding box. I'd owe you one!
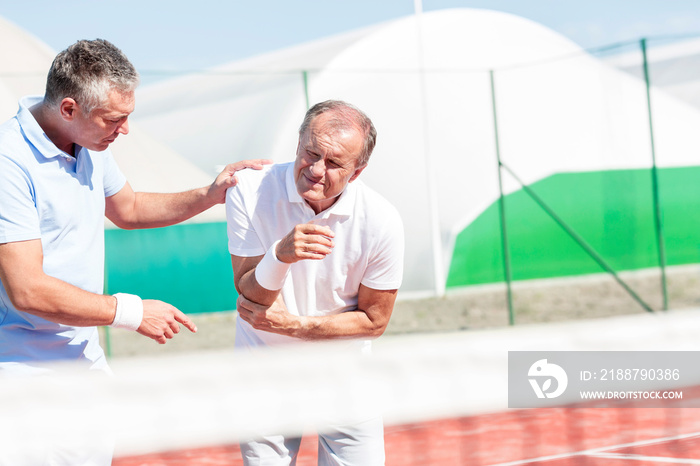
[226,161,291,208]
[237,161,287,184]
[0,117,24,155]
[0,118,31,171]
[348,181,404,246]
[233,161,290,195]
[353,180,403,226]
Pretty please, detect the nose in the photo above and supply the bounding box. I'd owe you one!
[309,158,325,177]
[117,118,129,135]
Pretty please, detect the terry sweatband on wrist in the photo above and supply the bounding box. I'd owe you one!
[111,293,144,331]
[254,240,291,291]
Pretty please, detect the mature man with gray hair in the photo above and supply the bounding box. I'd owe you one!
[227,100,404,465]
[0,39,267,462]
[0,38,261,364]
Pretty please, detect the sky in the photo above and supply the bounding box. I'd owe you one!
[2,0,700,85]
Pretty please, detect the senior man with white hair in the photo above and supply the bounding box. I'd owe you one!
[227,100,404,465]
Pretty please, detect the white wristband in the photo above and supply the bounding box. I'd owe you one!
[254,240,291,291]
[111,293,144,331]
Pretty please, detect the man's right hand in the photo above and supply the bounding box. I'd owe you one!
[276,223,335,263]
[137,300,198,344]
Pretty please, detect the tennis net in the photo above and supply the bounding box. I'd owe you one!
[2,308,700,465]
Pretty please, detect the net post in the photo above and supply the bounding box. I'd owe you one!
[413,9,446,297]
[640,37,668,311]
[490,70,515,325]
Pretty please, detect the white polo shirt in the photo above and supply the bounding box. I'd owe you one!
[226,162,404,350]
[0,96,127,374]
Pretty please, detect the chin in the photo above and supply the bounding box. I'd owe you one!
[300,193,319,203]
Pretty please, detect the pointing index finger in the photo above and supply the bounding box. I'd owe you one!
[175,311,198,333]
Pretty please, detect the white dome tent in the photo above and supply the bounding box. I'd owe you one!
[135,8,700,297]
[0,16,54,118]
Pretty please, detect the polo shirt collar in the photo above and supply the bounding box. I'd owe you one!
[17,95,71,160]
[285,162,305,204]
[284,161,357,218]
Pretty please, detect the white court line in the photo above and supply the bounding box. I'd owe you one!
[589,453,700,464]
[488,431,700,465]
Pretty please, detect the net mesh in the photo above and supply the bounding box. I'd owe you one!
[2,308,700,465]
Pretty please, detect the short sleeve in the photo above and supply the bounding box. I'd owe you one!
[102,150,127,197]
[361,207,404,290]
[0,155,41,244]
[225,184,266,257]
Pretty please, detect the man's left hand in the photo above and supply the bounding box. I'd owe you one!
[207,159,272,204]
[236,294,299,336]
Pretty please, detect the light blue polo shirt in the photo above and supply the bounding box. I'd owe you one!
[0,96,127,373]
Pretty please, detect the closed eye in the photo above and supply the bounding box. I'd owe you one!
[106,116,127,124]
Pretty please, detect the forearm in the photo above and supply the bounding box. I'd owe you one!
[237,267,281,306]
[232,245,289,307]
[288,286,397,340]
[236,295,390,341]
[293,310,387,340]
[236,273,397,341]
[10,274,116,327]
[123,188,214,229]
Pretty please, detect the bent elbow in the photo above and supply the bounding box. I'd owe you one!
[9,287,36,313]
[6,279,51,315]
[112,218,138,230]
[366,321,388,339]
[105,209,139,230]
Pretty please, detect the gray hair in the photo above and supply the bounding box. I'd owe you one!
[299,100,377,167]
[44,39,139,114]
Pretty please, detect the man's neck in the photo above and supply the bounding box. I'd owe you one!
[29,102,76,156]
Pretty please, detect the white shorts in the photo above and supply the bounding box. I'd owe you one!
[240,417,385,466]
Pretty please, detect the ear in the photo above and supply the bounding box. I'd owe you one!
[59,98,78,121]
[349,164,366,183]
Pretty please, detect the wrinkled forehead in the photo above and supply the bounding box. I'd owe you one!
[94,89,135,116]
[304,112,361,142]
